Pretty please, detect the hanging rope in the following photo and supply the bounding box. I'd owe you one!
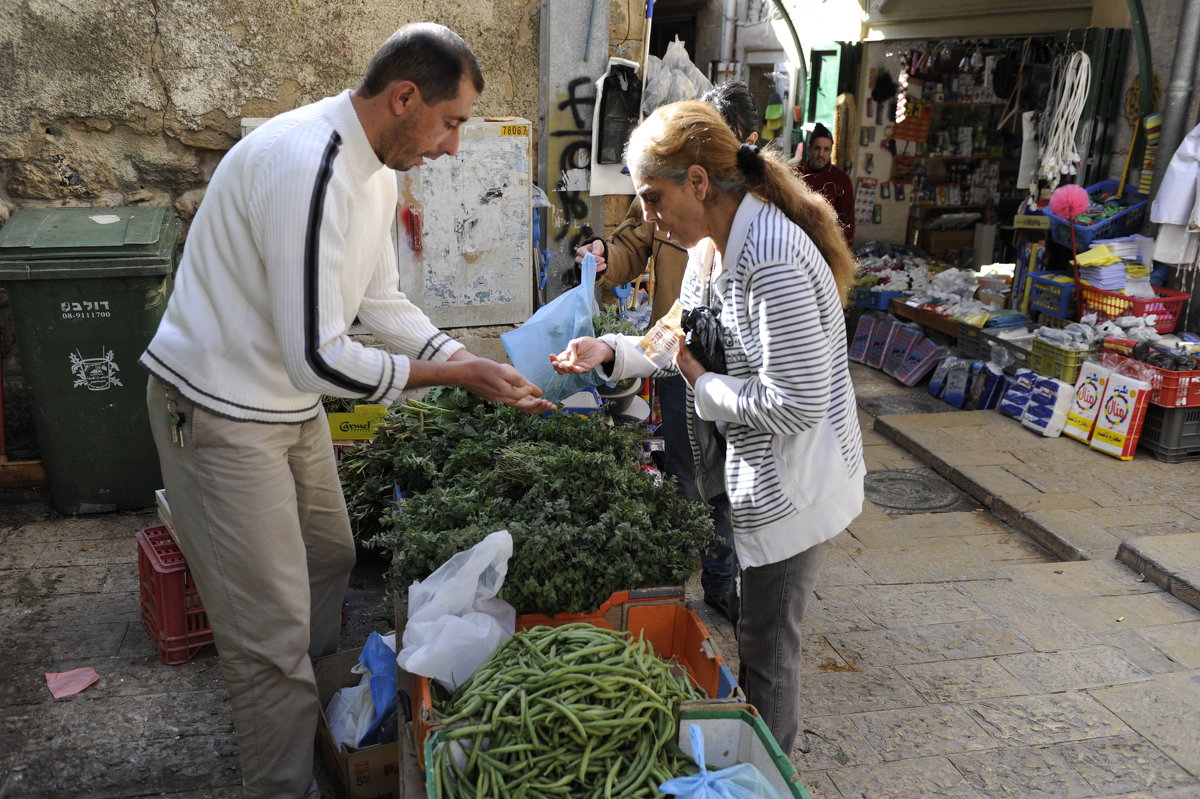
[1037,50,1092,192]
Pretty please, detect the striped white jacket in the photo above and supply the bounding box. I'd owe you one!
[603,194,865,567]
[141,90,462,424]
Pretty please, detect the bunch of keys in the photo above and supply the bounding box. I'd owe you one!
[166,396,187,448]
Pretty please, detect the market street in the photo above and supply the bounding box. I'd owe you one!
[1,362,1198,798]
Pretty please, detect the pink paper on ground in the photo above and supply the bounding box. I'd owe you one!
[45,667,100,698]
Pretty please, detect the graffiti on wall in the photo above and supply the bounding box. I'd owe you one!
[547,75,596,282]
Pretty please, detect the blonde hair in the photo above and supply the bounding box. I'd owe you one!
[625,101,855,304]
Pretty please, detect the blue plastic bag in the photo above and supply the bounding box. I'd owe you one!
[501,253,602,403]
[658,724,784,798]
[357,631,398,747]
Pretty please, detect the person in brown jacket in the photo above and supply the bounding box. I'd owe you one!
[575,81,759,621]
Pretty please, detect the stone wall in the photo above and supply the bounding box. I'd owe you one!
[0,0,540,222]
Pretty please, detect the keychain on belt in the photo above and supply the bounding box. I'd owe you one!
[164,389,186,448]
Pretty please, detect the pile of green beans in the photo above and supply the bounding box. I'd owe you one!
[430,623,703,798]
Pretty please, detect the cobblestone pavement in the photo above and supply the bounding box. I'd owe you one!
[2,363,1198,797]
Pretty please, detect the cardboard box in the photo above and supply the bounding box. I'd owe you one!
[922,228,975,261]
[315,648,401,799]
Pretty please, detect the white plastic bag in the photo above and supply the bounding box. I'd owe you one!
[326,677,374,749]
[640,37,712,115]
[396,530,517,692]
[326,632,398,748]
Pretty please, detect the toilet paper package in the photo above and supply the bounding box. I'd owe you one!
[1021,375,1074,437]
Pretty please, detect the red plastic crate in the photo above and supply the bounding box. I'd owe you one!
[1101,352,1200,408]
[137,526,213,664]
[1078,285,1189,333]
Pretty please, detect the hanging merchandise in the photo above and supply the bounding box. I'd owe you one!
[640,36,712,117]
[1137,112,1162,195]
[1037,50,1092,193]
[1150,121,1200,264]
[763,90,785,141]
[595,60,642,164]
[855,178,879,225]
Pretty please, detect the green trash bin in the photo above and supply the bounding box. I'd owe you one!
[0,206,180,514]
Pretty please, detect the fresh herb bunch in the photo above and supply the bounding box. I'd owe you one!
[340,387,715,614]
[321,396,360,414]
[593,302,645,336]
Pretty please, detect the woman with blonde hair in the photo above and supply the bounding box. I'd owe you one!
[551,100,864,752]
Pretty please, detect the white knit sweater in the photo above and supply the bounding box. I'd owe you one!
[141,90,462,423]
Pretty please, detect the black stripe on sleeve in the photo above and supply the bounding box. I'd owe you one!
[303,131,374,394]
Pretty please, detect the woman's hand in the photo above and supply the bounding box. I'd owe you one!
[574,240,608,273]
[674,334,707,387]
[550,337,614,374]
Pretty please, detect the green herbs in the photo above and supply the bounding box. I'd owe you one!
[341,387,715,614]
[593,303,646,336]
[430,623,700,798]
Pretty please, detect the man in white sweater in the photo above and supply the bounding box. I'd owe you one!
[141,23,551,798]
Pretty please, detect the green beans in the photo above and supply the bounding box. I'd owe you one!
[429,623,703,799]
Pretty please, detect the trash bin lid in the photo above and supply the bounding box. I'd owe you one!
[0,206,180,279]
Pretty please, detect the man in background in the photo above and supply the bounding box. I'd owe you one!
[794,122,855,247]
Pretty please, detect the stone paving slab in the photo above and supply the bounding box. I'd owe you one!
[1000,559,1164,599]
[821,754,986,798]
[802,666,928,716]
[1091,671,1200,776]
[1118,532,1200,610]
[799,769,848,799]
[795,713,884,770]
[949,735,1197,797]
[816,583,993,628]
[893,658,1033,704]
[1048,592,1199,632]
[848,539,1005,584]
[951,579,1102,652]
[1130,620,1200,669]
[848,704,995,761]
[874,410,1200,611]
[826,618,1032,667]
[1092,628,1199,675]
[962,693,1134,746]
[992,646,1151,693]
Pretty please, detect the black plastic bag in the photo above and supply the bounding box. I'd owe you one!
[681,306,726,374]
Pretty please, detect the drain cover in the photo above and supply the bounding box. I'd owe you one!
[859,394,956,417]
[864,469,969,513]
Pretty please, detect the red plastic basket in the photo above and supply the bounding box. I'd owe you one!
[1103,353,1200,408]
[1078,285,1189,333]
[137,526,213,664]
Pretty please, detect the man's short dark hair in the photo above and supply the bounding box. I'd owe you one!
[357,23,484,104]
